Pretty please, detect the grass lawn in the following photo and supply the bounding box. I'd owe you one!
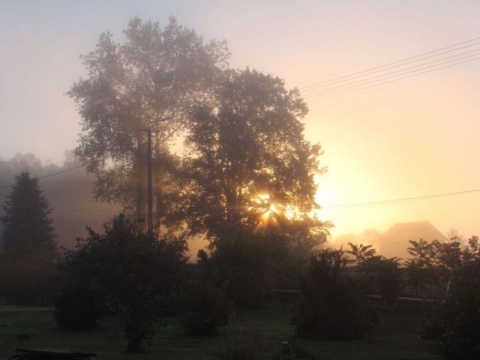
[0,304,439,359]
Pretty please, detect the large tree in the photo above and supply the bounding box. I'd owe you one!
[0,171,57,303]
[183,68,325,242]
[69,17,229,225]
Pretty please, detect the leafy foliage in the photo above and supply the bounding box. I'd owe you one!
[69,17,229,224]
[293,249,372,340]
[178,279,234,335]
[424,259,480,359]
[405,238,464,298]
[57,215,187,352]
[462,235,480,261]
[346,243,376,263]
[183,68,324,241]
[182,68,327,307]
[347,243,402,307]
[0,171,57,304]
[198,219,326,309]
[198,232,278,309]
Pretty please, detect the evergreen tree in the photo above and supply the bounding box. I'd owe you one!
[0,171,57,304]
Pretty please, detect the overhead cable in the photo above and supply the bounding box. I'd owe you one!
[321,188,480,209]
[300,36,480,100]
[0,165,84,190]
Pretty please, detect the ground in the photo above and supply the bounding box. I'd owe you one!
[0,304,438,359]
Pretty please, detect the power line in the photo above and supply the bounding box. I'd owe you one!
[302,51,480,99]
[0,165,84,190]
[321,188,480,210]
[303,55,480,100]
[300,37,480,100]
[300,36,480,92]
[303,51,480,98]
[37,165,84,179]
[53,207,124,213]
[302,48,480,96]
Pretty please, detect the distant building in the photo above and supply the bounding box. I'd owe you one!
[376,221,448,260]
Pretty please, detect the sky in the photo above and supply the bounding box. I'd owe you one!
[1,0,480,240]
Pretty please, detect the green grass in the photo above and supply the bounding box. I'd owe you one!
[0,305,438,359]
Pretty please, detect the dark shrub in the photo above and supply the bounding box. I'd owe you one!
[364,257,402,307]
[57,215,187,352]
[293,248,372,340]
[54,281,104,330]
[423,259,480,359]
[178,280,233,335]
[198,232,276,309]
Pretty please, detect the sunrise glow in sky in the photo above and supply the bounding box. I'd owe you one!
[1,0,480,239]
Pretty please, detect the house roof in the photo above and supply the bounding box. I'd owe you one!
[376,221,448,259]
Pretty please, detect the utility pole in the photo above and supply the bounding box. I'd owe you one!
[146,116,172,234]
[147,128,153,234]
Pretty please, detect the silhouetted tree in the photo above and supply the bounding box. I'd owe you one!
[0,171,57,304]
[347,243,377,263]
[69,17,229,226]
[182,69,327,306]
[462,235,480,261]
[183,68,326,243]
[57,215,187,352]
[406,238,464,297]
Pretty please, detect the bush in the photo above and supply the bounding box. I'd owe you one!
[363,257,402,307]
[293,249,372,340]
[54,280,104,330]
[198,232,276,309]
[57,215,187,352]
[178,280,233,335]
[423,259,480,359]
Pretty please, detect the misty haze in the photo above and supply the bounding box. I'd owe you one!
[1,1,479,359]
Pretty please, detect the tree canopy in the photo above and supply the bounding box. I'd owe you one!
[69,17,230,222]
[183,68,324,240]
[70,17,328,249]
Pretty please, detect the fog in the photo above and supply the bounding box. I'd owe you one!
[0,152,119,249]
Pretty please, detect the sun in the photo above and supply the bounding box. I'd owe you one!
[262,203,278,219]
[252,193,280,229]
[255,193,323,222]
